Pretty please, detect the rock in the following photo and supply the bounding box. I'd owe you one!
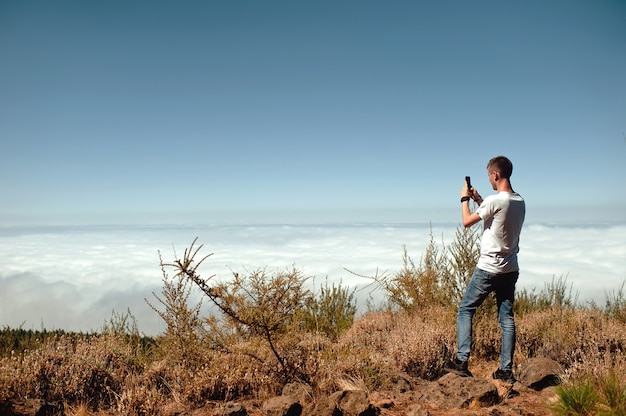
[371,398,393,409]
[283,382,313,406]
[214,401,247,416]
[262,395,302,416]
[406,402,431,416]
[303,390,379,416]
[517,357,562,390]
[329,390,379,416]
[420,373,499,410]
[390,372,413,393]
[302,394,336,416]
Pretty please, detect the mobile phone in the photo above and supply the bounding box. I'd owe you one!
[465,176,472,190]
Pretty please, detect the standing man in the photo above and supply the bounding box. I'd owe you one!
[444,156,525,382]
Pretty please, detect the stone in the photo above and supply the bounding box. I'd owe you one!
[420,373,499,410]
[517,357,562,390]
[283,382,314,406]
[262,395,302,416]
[302,395,337,416]
[331,390,380,416]
[214,401,247,416]
[406,403,431,416]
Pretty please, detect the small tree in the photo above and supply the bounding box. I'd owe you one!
[603,281,626,323]
[145,247,208,367]
[360,224,479,313]
[515,274,578,315]
[167,238,312,379]
[446,224,481,306]
[302,279,356,341]
[385,238,448,313]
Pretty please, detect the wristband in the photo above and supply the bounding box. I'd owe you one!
[461,196,471,202]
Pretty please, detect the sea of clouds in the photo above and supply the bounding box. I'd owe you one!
[1,221,625,336]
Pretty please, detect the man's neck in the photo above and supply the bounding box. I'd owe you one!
[496,179,514,193]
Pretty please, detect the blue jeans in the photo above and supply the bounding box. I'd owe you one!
[456,268,518,371]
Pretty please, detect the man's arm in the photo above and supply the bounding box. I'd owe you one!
[461,182,482,228]
[462,201,482,228]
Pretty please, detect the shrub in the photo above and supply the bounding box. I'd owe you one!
[0,326,47,358]
[445,223,481,305]
[333,307,456,386]
[362,224,479,314]
[146,248,207,368]
[553,376,599,415]
[516,307,626,373]
[15,333,141,409]
[599,371,626,415]
[553,371,626,416]
[168,238,313,382]
[515,275,578,316]
[602,281,626,323]
[302,279,356,342]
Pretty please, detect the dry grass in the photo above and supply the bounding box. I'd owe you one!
[517,307,626,378]
[0,303,624,415]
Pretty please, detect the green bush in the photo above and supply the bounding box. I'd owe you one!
[445,223,481,305]
[553,372,626,416]
[168,238,313,381]
[145,248,207,368]
[302,279,356,341]
[602,281,626,323]
[364,224,479,313]
[554,376,599,415]
[515,275,578,316]
[600,371,626,415]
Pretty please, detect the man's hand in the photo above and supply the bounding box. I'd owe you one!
[470,188,482,204]
[460,182,473,199]
[461,183,482,203]
[461,180,482,227]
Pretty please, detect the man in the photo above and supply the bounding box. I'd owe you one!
[444,156,525,383]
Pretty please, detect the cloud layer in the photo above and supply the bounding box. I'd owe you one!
[1,222,624,335]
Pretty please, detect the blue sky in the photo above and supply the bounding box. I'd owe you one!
[1,1,625,225]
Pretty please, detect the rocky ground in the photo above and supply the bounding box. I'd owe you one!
[2,358,562,416]
[1,386,559,416]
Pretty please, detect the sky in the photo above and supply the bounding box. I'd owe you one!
[0,1,625,335]
[0,0,624,225]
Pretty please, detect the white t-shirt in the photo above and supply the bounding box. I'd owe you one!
[476,192,526,274]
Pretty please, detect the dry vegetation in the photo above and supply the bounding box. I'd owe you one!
[1,228,624,416]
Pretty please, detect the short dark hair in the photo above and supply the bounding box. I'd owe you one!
[487,156,513,179]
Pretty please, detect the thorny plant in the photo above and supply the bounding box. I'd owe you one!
[165,237,312,380]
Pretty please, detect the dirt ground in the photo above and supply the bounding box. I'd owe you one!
[1,383,560,416]
[1,361,561,416]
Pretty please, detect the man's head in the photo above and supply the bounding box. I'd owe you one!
[487,156,513,178]
[487,156,513,190]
